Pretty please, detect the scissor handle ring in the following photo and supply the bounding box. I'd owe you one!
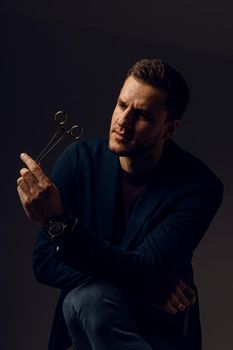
[54,110,68,125]
[69,125,84,139]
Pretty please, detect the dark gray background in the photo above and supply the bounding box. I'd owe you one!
[1,1,232,349]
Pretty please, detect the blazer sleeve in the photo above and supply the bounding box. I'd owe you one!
[33,142,90,290]
[54,173,224,287]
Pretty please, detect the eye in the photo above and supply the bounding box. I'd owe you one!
[134,110,153,122]
[117,100,127,110]
[138,113,149,120]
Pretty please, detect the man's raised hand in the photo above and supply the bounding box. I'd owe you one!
[17,153,63,227]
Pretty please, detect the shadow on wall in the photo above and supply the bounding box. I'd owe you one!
[1,10,232,350]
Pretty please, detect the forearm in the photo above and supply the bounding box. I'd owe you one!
[54,220,168,287]
[33,229,89,290]
[54,184,223,288]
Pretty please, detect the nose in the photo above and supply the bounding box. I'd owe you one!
[117,108,134,129]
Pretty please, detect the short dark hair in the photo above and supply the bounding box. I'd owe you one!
[126,58,190,121]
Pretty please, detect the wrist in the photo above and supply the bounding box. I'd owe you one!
[45,211,77,239]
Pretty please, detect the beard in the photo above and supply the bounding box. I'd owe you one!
[108,136,160,158]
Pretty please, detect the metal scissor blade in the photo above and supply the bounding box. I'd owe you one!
[36,129,68,162]
[35,111,84,162]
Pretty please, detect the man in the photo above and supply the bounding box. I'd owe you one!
[17,59,223,350]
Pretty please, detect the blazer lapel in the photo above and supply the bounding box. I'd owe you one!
[121,140,179,249]
[94,149,121,241]
[121,167,171,249]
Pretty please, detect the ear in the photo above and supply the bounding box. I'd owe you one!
[162,120,181,140]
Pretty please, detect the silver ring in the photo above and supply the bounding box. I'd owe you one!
[177,303,183,311]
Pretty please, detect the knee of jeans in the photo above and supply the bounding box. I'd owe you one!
[62,288,80,324]
[63,281,126,329]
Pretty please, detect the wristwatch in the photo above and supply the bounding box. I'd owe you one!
[46,211,76,239]
[47,219,67,238]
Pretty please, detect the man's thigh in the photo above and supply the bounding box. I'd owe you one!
[63,280,178,350]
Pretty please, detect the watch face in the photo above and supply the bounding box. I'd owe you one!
[48,221,63,236]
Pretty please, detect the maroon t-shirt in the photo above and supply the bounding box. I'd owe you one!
[114,168,155,245]
[121,170,147,223]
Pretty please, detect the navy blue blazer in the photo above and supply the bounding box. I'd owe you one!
[33,139,223,350]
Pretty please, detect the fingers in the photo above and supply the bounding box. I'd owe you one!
[162,279,196,316]
[163,302,178,316]
[162,296,185,315]
[148,299,179,316]
[17,153,63,226]
[164,300,185,315]
[175,286,192,308]
[17,153,51,208]
[17,176,34,207]
[17,183,27,204]
[178,279,196,305]
[17,176,30,193]
[17,176,44,207]
[20,153,49,183]
[18,153,52,192]
[20,168,38,187]
[169,293,186,313]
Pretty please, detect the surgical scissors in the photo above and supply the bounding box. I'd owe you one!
[36,111,83,162]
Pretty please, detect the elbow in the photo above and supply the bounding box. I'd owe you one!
[33,261,47,285]
[32,256,52,286]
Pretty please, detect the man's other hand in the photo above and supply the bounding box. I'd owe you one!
[17,153,63,227]
[154,279,196,315]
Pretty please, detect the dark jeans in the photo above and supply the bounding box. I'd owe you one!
[62,280,177,350]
